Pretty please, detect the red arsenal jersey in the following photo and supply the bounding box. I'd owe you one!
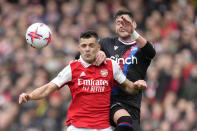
[51,57,126,129]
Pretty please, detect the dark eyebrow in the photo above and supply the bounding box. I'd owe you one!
[89,43,96,45]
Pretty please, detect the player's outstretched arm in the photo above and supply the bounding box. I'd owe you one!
[19,82,58,104]
[120,79,147,94]
[121,16,156,59]
[120,16,147,48]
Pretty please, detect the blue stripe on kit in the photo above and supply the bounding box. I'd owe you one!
[123,46,138,76]
[112,46,138,95]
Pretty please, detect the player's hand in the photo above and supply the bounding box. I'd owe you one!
[93,50,106,66]
[19,93,31,104]
[120,16,137,34]
[133,80,147,90]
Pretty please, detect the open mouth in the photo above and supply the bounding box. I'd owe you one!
[119,29,126,32]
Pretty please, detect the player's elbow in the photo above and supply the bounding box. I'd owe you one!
[149,48,156,59]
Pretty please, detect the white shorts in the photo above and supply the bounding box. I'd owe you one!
[67,125,113,131]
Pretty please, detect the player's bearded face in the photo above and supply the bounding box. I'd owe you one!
[115,15,132,39]
[79,37,100,64]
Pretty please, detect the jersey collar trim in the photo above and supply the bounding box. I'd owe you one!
[118,38,136,45]
[79,56,91,68]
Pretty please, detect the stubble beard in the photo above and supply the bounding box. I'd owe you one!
[118,33,132,41]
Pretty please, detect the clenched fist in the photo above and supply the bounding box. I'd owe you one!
[19,93,31,104]
[133,80,147,90]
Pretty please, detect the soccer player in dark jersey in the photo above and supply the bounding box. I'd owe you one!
[96,10,156,131]
[19,31,147,131]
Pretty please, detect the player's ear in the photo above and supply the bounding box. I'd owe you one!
[98,43,101,48]
[97,43,101,50]
[133,21,137,29]
[77,44,81,52]
[78,38,82,50]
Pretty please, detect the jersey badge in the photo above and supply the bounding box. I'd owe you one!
[100,69,108,77]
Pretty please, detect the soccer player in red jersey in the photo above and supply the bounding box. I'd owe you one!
[19,31,147,131]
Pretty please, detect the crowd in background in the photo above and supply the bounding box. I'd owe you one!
[0,0,197,130]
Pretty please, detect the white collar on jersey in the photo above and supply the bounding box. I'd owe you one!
[118,38,136,45]
[79,56,91,68]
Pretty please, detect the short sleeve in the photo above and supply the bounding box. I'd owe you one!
[51,64,72,88]
[111,60,126,84]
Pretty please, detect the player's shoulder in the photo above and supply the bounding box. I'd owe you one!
[106,58,113,61]
[106,58,118,66]
[99,37,117,45]
[69,59,79,64]
[68,59,81,67]
[66,59,83,72]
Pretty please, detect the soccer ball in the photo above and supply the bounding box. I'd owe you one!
[26,23,52,49]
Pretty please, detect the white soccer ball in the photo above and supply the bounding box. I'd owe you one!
[26,23,52,49]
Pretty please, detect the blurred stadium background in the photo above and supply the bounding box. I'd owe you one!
[0,0,197,131]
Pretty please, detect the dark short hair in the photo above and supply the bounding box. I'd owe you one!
[80,30,98,40]
[114,10,134,20]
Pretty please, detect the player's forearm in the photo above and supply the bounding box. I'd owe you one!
[125,84,138,94]
[29,82,58,100]
[121,79,138,94]
[136,36,147,48]
[131,31,156,58]
[131,31,147,48]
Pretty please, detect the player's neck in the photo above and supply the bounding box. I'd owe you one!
[119,37,135,43]
[85,60,94,64]
[80,56,96,65]
[82,58,95,64]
